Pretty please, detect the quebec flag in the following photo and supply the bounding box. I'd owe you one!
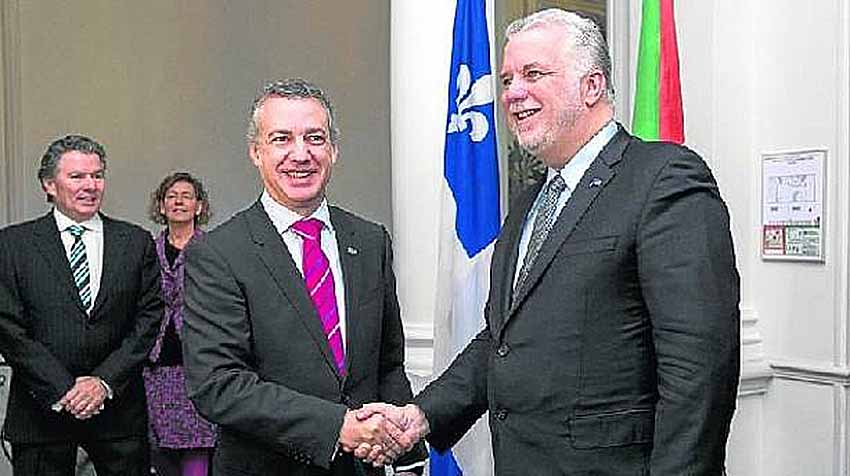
[431,0,499,475]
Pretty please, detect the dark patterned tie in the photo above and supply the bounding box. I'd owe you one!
[291,218,345,375]
[513,174,567,301]
[67,225,92,311]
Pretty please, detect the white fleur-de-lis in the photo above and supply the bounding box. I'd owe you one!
[447,64,494,142]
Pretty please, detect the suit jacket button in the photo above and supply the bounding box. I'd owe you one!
[495,409,508,420]
[496,344,510,357]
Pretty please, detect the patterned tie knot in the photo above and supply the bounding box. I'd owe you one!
[67,224,86,238]
[291,218,324,242]
[547,173,567,195]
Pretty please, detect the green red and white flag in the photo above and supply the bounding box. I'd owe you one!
[632,0,684,144]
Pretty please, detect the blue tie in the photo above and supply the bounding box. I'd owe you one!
[67,225,92,311]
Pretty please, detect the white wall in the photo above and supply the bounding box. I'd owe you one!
[673,1,850,475]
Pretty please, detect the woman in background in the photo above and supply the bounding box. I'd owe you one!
[145,172,215,476]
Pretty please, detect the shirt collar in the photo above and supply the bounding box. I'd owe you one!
[546,120,618,190]
[53,208,103,234]
[260,191,334,236]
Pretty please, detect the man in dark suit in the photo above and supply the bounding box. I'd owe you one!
[0,134,163,475]
[358,8,740,475]
[181,78,427,475]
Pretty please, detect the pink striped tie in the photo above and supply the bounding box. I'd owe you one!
[292,218,345,375]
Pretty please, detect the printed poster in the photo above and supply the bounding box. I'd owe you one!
[761,149,825,261]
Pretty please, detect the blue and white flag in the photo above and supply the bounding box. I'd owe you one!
[432,0,499,474]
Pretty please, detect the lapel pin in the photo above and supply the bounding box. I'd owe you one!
[589,178,603,188]
[346,246,359,255]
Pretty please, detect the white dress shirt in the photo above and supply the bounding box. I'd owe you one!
[260,192,347,349]
[513,120,619,288]
[51,208,112,409]
[54,208,104,313]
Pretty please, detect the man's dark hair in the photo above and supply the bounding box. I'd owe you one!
[37,134,107,203]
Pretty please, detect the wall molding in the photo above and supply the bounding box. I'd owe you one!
[837,0,850,371]
[837,5,850,476]
[1,0,22,225]
[608,0,632,126]
[404,322,434,379]
[740,307,771,396]
[770,359,850,386]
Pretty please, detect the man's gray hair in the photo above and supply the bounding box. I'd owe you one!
[506,8,614,102]
[246,78,340,145]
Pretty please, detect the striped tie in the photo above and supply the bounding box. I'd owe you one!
[67,225,92,311]
[292,218,345,375]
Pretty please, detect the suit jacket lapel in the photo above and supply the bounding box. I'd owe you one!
[490,183,540,337]
[509,129,630,317]
[245,202,341,378]
[329,207,363,379]
[32,213,88,314]
[91,216,129,317]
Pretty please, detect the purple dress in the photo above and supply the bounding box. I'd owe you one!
[143,229,216,449]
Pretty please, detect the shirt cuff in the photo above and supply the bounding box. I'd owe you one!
[95,377,114,399]
[394,459,427,474]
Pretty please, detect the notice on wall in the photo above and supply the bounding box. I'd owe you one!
[761,149,825,261]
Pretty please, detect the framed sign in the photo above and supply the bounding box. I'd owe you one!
[761,149,826,261]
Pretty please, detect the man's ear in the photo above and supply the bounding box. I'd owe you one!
[582,70,606,107]
[249,142,261,167]
[42,179,56,199]
[330,144,339,165]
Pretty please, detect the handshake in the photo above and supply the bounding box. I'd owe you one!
[338,402,430,468]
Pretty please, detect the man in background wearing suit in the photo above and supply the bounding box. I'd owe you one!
[181,78,427,475]
[0,134,163,475]
[359,9,741,475]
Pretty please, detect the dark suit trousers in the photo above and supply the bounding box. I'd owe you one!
[12,436,149,476]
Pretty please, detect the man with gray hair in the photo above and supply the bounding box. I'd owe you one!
[358,8,740,475]
[0,134,163,475]
[181,78,427,475]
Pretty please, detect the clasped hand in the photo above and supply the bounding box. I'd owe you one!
[58,376,106,420]
[339,403,429,467]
